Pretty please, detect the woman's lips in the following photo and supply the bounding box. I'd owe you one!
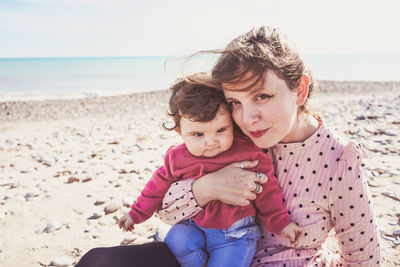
[249,129,268,138]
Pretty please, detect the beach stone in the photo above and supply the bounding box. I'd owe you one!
[94,197,107,206]
[374,168,387,175]
[72,208,84,215]
[104,201,121,214]
[122,196,134,207]
[121,237,136,245]
[389,170,400,177]
[82,177,92,183]
[19,165,37,173]
[367,180,380,187]
[67,177,80,183]
[51,256,75,266]
[90,210,105,219]
[43,222,62,233]
[382,192,400,201]
[24,191,40,200]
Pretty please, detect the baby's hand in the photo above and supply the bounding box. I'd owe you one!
[118,214,135,231]
[280,222,304,248]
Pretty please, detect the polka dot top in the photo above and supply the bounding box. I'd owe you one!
[160,122,382,266]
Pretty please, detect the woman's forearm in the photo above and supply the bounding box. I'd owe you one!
[192,172,218,207]
[158,160,264,225]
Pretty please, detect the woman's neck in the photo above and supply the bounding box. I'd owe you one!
[282,112,319,144]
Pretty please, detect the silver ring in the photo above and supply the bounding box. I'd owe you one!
[239,162,244,169]
[256,173,265,182]
[252,183,261,193]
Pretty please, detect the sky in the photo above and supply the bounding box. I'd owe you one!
[1,0,400,58]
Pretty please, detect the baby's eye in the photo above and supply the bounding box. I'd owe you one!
[217,127,226,133]
[228,101,240,109]
[193,132,203,137]
[256,94,272,101]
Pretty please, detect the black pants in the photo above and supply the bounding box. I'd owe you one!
[75,242,180,267]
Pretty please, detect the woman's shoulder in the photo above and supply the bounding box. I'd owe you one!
[322,124,367,164]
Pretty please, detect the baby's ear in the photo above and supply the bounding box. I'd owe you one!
[174,128,181,135]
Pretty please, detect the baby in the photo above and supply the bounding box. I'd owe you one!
[118,75,303,267]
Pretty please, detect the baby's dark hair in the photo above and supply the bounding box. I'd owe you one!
[164,73,228,131]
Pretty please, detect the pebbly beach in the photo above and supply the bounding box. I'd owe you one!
[1,80,400,266]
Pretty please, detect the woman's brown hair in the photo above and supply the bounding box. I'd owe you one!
[187,26,316,114]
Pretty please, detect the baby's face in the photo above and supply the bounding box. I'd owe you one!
[178,106,234,157]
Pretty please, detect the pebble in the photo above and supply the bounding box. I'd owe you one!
[104,201,121,214]
[370,171,379,177]
[90,210,105,219]
[389,170,400,176]
[67,177,80,183]
[72,208,84,215]
[82,177,92,183]
[122,196,134,207]
[94,198,107,206]
[382,192,400,201]
[367,180,380,187]
[43,222,62,233]
[51,256,75,266]
[24,191,40,200]
[120,237,136,245]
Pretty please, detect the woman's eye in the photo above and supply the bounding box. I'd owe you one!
[256,94,271,101]
[217,128,226,133]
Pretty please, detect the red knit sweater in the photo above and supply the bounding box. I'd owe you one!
[129,132,291,234]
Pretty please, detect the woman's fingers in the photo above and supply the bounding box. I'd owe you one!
[251,182,263,194]
[193,160,266,207]
[235,160,268,185]
[236,160,259,170]
[255,172,268,184]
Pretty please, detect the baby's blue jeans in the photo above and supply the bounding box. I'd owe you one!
[164,216,261,267]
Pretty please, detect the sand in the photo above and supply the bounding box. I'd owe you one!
[0,81,399,266]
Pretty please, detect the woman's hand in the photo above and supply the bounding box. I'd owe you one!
[192,160,268,207]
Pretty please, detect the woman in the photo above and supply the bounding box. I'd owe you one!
[75,26,381,266]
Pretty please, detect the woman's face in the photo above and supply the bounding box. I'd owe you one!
[223,69,301,148]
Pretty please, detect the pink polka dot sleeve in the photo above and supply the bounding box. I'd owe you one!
[329,142,381,266]
[157,179,203,225]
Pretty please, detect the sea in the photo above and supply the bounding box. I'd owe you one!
[0,54,399,101]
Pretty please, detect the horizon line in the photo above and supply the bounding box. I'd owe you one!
[1,53,400,60]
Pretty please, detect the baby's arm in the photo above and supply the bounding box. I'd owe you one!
[279,222,304,247]
[254,152,291,233]
[118,148,178,230]
[158,179,203,225]
[118,214,135,231]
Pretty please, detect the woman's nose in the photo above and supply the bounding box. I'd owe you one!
[242,104,260,125]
